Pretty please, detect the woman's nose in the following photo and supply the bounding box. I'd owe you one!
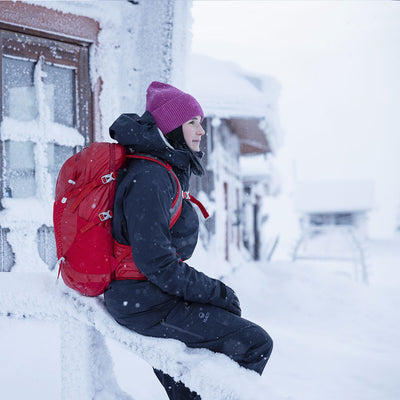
[197,125,205,135]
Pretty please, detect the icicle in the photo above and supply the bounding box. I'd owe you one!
[33,55,50,126]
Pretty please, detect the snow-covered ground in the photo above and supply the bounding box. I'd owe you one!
[241,237,400,400]
[1,233,399,400]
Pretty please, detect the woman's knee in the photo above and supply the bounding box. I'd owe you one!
[250,325,273,355]
[261,328,273,360]
[238,324,273,374]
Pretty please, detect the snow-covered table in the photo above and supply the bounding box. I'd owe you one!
[292,180,374,283]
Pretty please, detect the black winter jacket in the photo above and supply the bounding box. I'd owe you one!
[109,112,239,314]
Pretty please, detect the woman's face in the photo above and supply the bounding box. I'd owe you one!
[182,116,205,152]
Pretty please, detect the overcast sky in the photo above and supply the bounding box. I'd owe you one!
[190,0,400,236]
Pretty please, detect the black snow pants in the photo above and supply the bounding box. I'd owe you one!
[104,280,273,400]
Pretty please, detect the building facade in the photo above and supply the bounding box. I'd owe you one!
[0,0,192,272]
[187,55,282,263]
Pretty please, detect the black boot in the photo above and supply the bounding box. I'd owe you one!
[153,369,200,400]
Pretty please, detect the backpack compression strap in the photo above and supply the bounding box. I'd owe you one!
[66,171,116,213]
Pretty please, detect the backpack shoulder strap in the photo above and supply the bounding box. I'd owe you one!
[126,154,182,228]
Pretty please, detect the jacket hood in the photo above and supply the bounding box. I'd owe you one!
[109,111,190,170]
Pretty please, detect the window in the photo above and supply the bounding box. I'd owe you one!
[4,140,36,198]
[47,143,76,192]
[37,225,57,270]
[0,226,14,271]
[0,24,93,271]
[1,29,91,199]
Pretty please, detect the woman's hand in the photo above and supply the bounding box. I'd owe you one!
[214,281,242,317]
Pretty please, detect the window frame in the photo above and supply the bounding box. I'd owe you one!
[0,28,92,142]
[0,2,99,270]
[0,0,99,163]
[0,17,95,201]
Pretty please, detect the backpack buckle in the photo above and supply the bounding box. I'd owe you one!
[101,172,115,184]
[99,210,112,221]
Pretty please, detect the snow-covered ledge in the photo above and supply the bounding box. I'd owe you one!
[0,273,274,400]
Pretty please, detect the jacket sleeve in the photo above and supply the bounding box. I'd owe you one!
[123,163,226,306]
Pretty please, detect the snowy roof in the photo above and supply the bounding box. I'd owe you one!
[294,180,375,213]
[228,118,270,154]
[186,54,279,119]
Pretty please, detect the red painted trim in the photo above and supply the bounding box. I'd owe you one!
[0,1,99,44]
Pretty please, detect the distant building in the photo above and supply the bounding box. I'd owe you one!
[187,54,282,261]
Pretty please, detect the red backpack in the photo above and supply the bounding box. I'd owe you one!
[53,142,185,296]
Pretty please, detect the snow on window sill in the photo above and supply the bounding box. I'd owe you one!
[1,117,85,147]
[0,198,53,226]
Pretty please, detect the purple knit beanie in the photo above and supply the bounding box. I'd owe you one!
[145,81,204,135]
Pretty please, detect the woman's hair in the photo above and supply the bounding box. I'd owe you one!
[165,126,185,150]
